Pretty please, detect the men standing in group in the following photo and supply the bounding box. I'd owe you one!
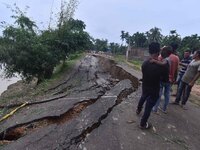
[136,42,167,129]
[173,50,200,109]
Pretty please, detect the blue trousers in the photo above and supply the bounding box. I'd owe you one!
[153,82,171,112]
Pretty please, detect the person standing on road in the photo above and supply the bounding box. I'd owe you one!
[169,43,180,86]
[173,50,200,109]
[151,46,172,114]
[174,49,192,95]
[136,42,167,129]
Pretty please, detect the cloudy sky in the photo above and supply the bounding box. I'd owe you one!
[1,0,200,43]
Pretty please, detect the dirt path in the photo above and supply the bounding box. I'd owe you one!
[0,54,200,150]
[192,84,200,96]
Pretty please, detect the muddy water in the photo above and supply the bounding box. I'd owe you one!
[0,70,20,95]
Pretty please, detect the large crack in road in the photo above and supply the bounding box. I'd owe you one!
[0,54,140,150]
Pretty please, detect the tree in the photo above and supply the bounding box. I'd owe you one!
[162,30,181,47]
[120,30,125,45]
[179,34,200,55]
[146,27,163,43]
[94,39,108,51]
[0,4,91,84]
[57,18,91,62]
[0,12,61,83]
[124,32,130,45]
[109,42,121,54]
[131,32,147,47]
[58,0,79,29]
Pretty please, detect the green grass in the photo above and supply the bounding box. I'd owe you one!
[32,52,84,95]
[0,52,85,105]
[129,60,142,71]
[114,54,142,71]
[113,55,126,63]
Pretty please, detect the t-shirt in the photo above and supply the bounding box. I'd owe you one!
[179,57,192,75]
[169,54,180,82]
[182,60,200,84]
[142,59,167,98]
[161,57,170,83]
[157,56,170,83]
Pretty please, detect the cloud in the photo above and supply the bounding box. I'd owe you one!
[1,0,200,42]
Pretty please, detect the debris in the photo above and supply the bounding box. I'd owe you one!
[126,120,135,124]
[112,117,118,121]
[152,126,156,133]
[141,132,146,135]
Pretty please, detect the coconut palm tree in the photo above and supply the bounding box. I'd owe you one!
[146,27,163,44]
[120,30,125,45]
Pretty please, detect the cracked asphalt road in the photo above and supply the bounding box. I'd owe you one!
[1,54,200,150]
[0,54,138,150]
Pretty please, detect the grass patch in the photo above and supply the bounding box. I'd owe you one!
[0,52,85,105]
[32,52,84,95]
[129,60,142,71]
[114,55,126,63]
[0,108,11,118]
[114,54,142,71]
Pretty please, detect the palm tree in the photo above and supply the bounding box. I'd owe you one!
[162,30,181,47]
[124,32,130,45]
[146,27,163,44]
[120,30,125,45]
[132,32,147,47]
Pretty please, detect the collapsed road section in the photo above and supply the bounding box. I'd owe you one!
[0,54,141,150]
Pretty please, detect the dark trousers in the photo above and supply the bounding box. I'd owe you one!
[175,81,192,105]
[137,91,158,127]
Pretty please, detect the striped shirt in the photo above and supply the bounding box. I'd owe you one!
[179,57,192,75]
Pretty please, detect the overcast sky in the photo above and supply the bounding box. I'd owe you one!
[1,0,200,43]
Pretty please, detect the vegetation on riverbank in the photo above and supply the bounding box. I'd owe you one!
[0,52,84,106]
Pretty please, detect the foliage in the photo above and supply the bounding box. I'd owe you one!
[57,18,91,61]
[120,31,130,45]
[179,34,200,56]
[131,32,147,47]
[58,0,79,28]
[0,11,57,83]
[146,27,163,44]
[129,60,142,71]
[93,38,108,52]
[109,42,119,54]
[162,30,181,46]
[121,27,200,58]
[0,3,92,84]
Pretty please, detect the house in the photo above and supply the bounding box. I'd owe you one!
[127,47,149,61]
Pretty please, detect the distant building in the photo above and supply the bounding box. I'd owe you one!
[127,47,149,61]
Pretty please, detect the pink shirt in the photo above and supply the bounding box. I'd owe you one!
[169,54,180,83]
